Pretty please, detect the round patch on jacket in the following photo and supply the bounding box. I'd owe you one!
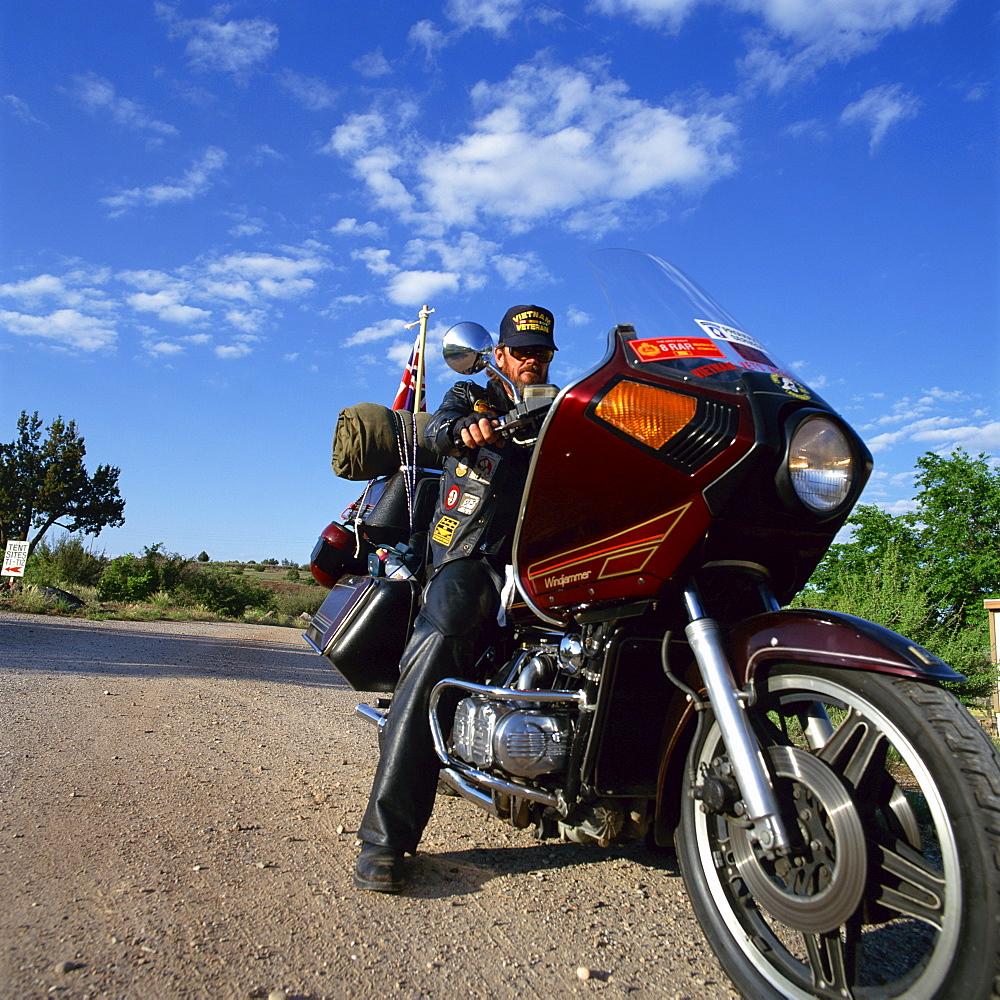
[445,485,460,509]
[474,398,491,413]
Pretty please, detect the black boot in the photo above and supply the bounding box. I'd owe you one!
[353,842,407,893]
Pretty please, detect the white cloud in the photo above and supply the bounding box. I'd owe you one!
[916,421,1000,453]
[387,270,461,306]
[4,94,45,125]
[206,251,328,298]
[0,251,331,359]
[352,48,393,79]
[421,64,735,230]
[408,20,449,60]
[0,269,115,315]
[102,146,227,215]
[595,0,955,74]
[345,318,408,346]
[229,220,265,237]
[128,290,211,324]
[588,0,953,91]
[0,308,117,351]
[748,0,955,53]
[840,84,922,152]
[327,60,736,236]
[278,70,338,110]
[332,217,385,238]
[589,0,696,31]
[157,4,279,77]
[143,339,186,356]
[215,342,254,359]
[69,73,178,138]
[225,308,266,333]
[352,247,397,276]
[445,0,527,34]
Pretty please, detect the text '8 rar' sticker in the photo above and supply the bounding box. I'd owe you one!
[432,516,461,546]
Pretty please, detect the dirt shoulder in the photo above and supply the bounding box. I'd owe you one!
[0,611,735,1000]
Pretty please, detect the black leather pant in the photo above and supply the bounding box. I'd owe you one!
[358,558,501,854]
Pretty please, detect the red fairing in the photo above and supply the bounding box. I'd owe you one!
[516,336,755,617]
[310,521,358,588]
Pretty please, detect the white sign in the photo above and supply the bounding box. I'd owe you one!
[2,540,30,577]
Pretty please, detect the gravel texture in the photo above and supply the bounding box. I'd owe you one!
[0,611,738,1000]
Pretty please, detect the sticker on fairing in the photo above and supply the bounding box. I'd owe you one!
[628,337,726,362]
[456,492,480,515]
[691,361,741,379]
[732,342,778,369]
[770,373,811,400]
[695,319,768,353]
[432,516,461,546]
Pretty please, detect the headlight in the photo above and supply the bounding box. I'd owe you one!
[787,416,854,513]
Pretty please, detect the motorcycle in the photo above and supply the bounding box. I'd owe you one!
[305,249,1000,999]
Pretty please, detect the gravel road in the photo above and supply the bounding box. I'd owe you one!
[0,611,738,1000]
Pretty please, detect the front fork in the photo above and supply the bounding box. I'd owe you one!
[682,584,792,852]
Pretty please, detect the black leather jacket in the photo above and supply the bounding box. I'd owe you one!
[423,379,533,569]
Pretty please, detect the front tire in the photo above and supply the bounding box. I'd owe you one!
[676,665,1000,999]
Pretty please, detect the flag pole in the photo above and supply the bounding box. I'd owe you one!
[404,304,433,413]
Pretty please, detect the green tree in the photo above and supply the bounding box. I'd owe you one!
[197,551,210,562]
[799,448,1000,704]
[806,448,1000,624]
[0,412,125,555]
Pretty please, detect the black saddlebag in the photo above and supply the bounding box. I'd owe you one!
[303,573,418,692]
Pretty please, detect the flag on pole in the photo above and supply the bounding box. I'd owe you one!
[391,332,426,412]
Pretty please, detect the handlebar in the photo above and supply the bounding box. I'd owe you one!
[496,386,557,446]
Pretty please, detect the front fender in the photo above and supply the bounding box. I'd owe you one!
[727,608,964,686]
[653,608,964,847]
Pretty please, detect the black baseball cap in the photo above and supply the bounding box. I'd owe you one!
[498,305,557,350]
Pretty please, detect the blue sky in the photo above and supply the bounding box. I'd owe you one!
[1,0,997,563]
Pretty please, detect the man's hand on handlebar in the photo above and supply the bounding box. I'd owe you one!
[453,414,502,450]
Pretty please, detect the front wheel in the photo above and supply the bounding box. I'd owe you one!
[676,665,1000,999]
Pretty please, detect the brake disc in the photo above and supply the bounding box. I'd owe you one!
[728,745,867,934]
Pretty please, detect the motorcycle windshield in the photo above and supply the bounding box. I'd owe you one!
[590,249,791,388]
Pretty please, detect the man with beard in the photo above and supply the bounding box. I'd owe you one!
[354,304,557,892]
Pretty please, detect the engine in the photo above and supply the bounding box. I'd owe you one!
[451,696,576,779]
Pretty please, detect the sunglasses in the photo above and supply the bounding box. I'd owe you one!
[505,345,554,363]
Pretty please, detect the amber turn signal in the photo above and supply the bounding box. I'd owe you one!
[594,381,696,449]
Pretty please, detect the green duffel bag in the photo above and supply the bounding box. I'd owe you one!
[332,403,438,481]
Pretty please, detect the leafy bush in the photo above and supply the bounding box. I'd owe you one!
[273,587,325,618]
[794,544,996,705]
[98,544,189,602]
[197,551,210,562]
[172,565,275,617]
[24,534,108,588]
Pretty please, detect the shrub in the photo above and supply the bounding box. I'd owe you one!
[172,565,275,617]
[98,544,189,603]
[273,588,325,618]
[793,544,997,706]
[24,534,107,589]
[197,551,210,562]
